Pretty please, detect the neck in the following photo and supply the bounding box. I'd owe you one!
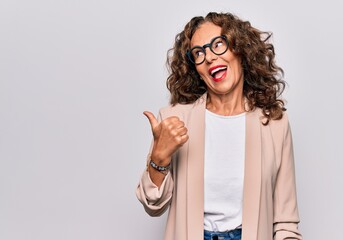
[206,91,245,116]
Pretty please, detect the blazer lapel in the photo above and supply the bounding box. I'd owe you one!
[242,109,262,240]
[186,94,207,240]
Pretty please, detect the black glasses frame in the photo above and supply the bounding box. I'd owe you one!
[186,35,229,65]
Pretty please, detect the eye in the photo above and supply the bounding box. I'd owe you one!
[211,37,228,55]
[214,40,224,49]
[191,48,205,59]
[194,50,204,58]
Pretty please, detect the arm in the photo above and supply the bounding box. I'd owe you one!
[273,117,302,239]
[136,161,174,217]
[136,110,188,216]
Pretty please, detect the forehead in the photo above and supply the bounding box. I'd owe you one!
[191,22,222,47]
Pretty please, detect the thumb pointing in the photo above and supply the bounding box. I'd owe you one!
[143,111,159,130]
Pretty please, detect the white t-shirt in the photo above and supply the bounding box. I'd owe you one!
[204,110,245,232]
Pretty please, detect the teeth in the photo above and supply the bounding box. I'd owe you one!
[210,67,227,76]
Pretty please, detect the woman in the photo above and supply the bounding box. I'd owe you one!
[136,12,302,240]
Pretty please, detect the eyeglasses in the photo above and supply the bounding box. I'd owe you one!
[186,35,229,65]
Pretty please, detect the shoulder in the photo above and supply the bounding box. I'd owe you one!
[247,107,290,143]
[250,107,290,128]
[160,103,194,117]
[159,94,206,120]
[259,109,291,142]
[268,110,290,132]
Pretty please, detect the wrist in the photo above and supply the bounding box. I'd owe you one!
[150,151,171,166]
[149,158,171,175]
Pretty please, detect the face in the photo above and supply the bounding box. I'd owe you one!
[190,22,244,99]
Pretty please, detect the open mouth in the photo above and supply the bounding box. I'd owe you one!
[209,65,227,82]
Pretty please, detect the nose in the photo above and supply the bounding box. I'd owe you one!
[204,47,218,63]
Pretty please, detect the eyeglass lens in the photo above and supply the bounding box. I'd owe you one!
[189,36,228,65]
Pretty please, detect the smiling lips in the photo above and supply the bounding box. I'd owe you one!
[208,65,227,82]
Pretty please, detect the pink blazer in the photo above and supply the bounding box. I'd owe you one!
[136,93,302,240]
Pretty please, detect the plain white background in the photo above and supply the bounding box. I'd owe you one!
[1,0,342,239]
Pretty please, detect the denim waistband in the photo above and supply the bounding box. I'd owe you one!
[204,228,242,240]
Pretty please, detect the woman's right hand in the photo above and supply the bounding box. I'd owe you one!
[143,111,189,166]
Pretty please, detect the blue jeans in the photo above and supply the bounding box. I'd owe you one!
[204,228,242,240]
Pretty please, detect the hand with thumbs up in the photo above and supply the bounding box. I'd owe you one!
[143,111,189,171]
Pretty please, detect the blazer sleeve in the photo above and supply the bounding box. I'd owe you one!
[273,115,303,239]
[135,110,174,217]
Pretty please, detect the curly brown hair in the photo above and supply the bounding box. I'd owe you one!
[166,12,286,124]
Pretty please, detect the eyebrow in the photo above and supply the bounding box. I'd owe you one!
[190,38,210,49]
[190,35,222,49]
